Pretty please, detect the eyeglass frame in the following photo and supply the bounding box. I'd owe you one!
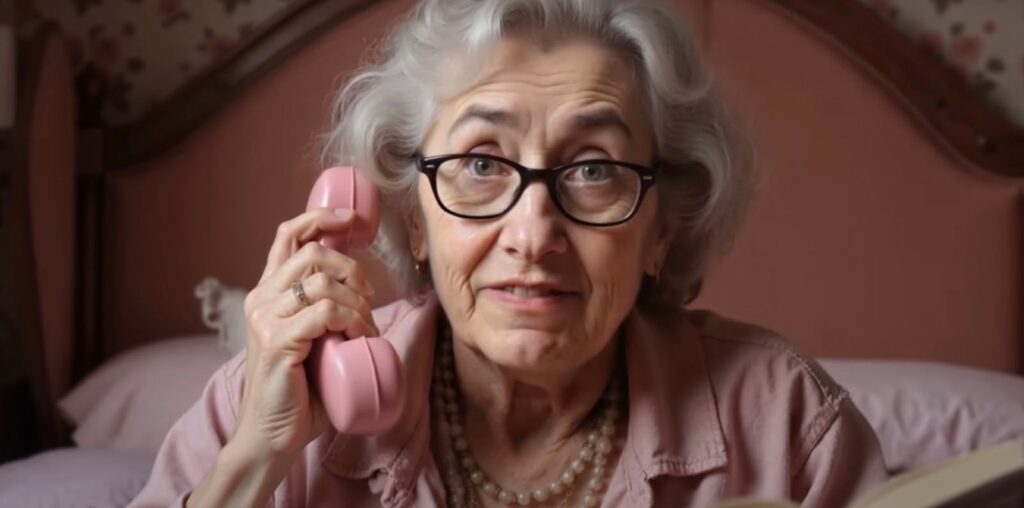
[414,152,660,227]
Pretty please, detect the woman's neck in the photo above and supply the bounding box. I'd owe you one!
[449,326,622,460]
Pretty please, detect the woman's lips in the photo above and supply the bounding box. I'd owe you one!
[481,286,579,312]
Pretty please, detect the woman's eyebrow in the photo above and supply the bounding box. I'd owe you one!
[448,104,521,140]
[567,108,633,141]
[447,104,633,141]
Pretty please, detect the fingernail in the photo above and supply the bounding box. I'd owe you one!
[333,208,353,219]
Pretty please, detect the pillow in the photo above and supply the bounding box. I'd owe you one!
[57,335,225,458]
[819,359,1024,473]
[0,447,152,507]
[195,276,249,357]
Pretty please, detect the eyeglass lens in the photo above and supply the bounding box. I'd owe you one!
[434,155,642,224]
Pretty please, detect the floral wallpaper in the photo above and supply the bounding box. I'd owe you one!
[24,0,298,126]
[861,0,1024,126]
[18,0,1024,128]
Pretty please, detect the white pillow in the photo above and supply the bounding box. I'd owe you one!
[57,335,225,458]
[820,359,1024,473]
[194,276,249,357]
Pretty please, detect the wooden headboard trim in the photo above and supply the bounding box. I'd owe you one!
[763,0,1024,179]
[101,0,376,170]
[4,24,66,455]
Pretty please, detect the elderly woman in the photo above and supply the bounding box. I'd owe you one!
[131,0,887,507]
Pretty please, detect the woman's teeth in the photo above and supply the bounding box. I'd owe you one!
[500,286,561,297]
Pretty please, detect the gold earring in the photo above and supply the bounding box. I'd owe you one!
[412,249,424,275]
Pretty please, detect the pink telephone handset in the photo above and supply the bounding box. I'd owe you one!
[305,166,404,434]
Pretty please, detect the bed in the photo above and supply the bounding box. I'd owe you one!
[0,0,1022,506]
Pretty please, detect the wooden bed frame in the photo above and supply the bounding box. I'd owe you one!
[3,0,1021,461]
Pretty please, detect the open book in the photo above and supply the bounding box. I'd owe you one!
[714,441,1024,508]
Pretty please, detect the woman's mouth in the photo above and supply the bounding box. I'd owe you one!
[496,286,567,297]
[482,285,578,312]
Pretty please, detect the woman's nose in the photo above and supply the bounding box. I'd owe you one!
[496,181,569,262]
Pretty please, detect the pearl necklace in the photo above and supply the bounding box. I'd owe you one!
[432,330,622,508]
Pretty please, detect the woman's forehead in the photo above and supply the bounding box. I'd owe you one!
[429,35,649,143]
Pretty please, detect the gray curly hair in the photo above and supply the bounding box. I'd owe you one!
[320,0,756,309]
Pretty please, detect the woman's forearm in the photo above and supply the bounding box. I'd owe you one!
[185,438,295,508]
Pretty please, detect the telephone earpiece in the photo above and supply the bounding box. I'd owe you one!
[305,166,405,434]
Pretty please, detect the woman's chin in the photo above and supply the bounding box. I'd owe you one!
[476,329,571,370]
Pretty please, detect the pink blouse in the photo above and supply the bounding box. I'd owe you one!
[129,293,887,507]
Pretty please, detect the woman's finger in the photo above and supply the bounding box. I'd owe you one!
[266,241,375,298]
[277,300,380,352]
[259,208,355,284]
[274,272,378,335]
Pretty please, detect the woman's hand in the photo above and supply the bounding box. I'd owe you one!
[234,207,380,457]
[187,208,380,508]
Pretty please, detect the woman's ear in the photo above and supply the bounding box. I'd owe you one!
[644,219,675,277]
[404,209,428,262]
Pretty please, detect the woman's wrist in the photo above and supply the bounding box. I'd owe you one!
[186,436,297,508]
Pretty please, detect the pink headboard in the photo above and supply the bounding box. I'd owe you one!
[690,1,1023,371]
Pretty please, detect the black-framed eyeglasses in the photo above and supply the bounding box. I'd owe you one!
[415,153,659,227]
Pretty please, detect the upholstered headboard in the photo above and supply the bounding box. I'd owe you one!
[9,0,1022,433]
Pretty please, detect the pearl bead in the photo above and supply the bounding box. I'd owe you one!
[587,431,600,444]
[483,482,497,497]
[450,422,463,436]
[560,470,575,485]
[587,477,603,492]
[600,421,615,435]
[498,489,514,504]
[593,465,607,479]
[454,437,467,451]
[549,481,564,495]
[461,456,475,469]
[579,447,595,461]
[583,493,599,507]
[596,437,613,454]
[532,488,550,502]
[517,492,531,505]
[571,459,585,473]
[470,471,484,484]
[594,454,608,466]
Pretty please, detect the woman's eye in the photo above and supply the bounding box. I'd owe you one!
[469,158,500,176]
[574,163,611,182]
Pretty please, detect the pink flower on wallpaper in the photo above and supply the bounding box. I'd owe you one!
[200,31,238,60]
[160,0,191,28]
[950,35,982,67]
[91,35,123,71]
[922,31,944,53]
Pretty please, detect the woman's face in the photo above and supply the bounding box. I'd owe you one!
[412,35,669,373]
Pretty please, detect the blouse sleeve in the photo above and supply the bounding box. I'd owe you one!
[127,354,255,508]
[791,396,889,507]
